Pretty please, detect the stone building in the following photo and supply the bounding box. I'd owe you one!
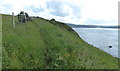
[17,11,30,23]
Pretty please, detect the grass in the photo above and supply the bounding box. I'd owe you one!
[0,14,2,70]
[2,14,118,69]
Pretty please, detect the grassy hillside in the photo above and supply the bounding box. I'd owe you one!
[2,14,118,69]
[0,14,2,70]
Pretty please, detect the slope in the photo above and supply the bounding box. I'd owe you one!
[2,14,118,69]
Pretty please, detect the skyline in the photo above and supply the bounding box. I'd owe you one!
[0,0,119,25]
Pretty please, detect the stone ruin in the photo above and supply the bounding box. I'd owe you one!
[17,11,31,23]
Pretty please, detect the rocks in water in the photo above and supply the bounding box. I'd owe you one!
[109,46,112,48]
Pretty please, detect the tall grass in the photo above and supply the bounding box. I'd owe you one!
[2,14,118,69]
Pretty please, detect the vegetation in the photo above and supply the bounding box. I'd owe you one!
[2,14,118,69]
[0,14,2,70]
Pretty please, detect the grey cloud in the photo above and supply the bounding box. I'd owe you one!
[85,19,117,24]
[67,3,81,18]
[1,4,13,14]
[26,5,44,13]
[2,4,13,11]
[46,2,81,18]
[46,2,69,17]
[2,4,11,8]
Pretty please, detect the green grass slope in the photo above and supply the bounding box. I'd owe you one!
[2,14,118,69]
[0,14,2,70]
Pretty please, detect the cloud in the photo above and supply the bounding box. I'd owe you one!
[0,4,13,14]
[79,0,119,25]
[0,0,119,25]
[85,19,117,25]
[66,3,81,18]
[46,2,69,17]
[25,5,44,13]
[45,1,81,18]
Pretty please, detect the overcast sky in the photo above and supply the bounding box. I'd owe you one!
[0,0,119,25]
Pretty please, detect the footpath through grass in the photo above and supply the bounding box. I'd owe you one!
[2,14,118,69]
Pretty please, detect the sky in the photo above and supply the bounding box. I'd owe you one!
[0,0,119,25]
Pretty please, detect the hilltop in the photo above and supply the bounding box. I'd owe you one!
[2,14,118,69]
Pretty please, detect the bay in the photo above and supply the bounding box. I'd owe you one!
[73,28,119,58]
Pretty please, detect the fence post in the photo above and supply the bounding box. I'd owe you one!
[12,12,15,27]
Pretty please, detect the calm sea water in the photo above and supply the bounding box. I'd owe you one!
[73,28,119,58]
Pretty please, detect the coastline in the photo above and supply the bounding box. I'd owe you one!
[72,28,119,59]
[2,14,118,69]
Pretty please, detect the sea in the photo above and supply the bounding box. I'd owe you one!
[73,28,119,58]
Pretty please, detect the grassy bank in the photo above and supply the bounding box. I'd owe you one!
[2,14,118,69]
[0,14,2,70]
